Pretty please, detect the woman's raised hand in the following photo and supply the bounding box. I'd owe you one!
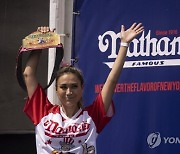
[120,22,144,43]
[37,26,55,33]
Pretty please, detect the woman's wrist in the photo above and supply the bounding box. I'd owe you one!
[120,42,129,47]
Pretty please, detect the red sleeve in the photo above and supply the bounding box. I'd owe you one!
[23,84,54,125]
[86,93,115,134]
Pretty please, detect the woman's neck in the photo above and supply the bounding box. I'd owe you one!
[61,106,79,118]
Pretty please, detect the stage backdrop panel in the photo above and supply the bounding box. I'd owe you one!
[73,0,180,153]
[0,0,49,133]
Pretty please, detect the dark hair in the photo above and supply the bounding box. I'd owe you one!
[55,66,84,90]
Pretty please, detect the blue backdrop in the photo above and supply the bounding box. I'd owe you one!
[72,0,180,153]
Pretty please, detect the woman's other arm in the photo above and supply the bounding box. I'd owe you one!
[101,23,144,112]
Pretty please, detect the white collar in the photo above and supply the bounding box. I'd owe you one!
[60,106,82,120]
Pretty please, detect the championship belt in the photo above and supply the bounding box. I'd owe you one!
[16,31,64,91]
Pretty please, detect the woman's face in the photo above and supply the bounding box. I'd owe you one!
[56,73,83,110]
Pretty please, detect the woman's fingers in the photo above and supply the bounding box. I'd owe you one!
[132,23,144,34]
[133,23,142,30]
[129,22,144,33]
[135,27,144,34]
[121,25,125,32]
[129,22,137,30]
[37,26,51,33]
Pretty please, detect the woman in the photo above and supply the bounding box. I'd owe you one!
[23,23,144,154]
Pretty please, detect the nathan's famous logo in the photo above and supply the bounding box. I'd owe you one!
[98,29,180,68]
[147,132,180,149]
[44,120,90,138]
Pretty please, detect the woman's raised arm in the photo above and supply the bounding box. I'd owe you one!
[23,51,41,99]
[23,26,51,98]
[101,23,144,112]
